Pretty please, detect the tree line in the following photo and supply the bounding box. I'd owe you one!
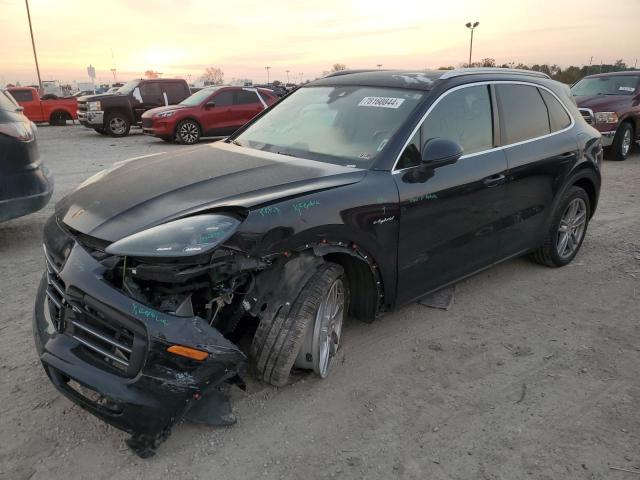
[437,58,636,84]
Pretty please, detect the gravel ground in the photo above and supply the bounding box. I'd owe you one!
[1,124,639,480]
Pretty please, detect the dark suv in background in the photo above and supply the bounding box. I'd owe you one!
[571,71,640,160]
[77,78,190,137]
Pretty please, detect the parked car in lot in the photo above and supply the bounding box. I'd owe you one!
[141,86,278,144]
[77,78,190,137]
[0,89,53,222]
[571,71,640,160]
[34,68,601,457]
[7,86,78,125]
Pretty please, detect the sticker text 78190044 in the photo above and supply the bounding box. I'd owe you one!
[358,97,405,109]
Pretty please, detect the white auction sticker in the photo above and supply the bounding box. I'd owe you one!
[619,86,635,92]
[358,97,405,108]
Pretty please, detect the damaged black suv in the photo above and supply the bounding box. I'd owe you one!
[34,68,602,457]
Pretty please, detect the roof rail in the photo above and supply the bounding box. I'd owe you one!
[323,69,381,78]
[439,68,550,80]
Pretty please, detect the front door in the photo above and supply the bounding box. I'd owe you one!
[201,89,235,136]
[394,84,509,305]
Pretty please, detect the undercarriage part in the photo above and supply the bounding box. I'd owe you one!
[251,261,344,386]
[183,389,237,426]
[125,427,172,459]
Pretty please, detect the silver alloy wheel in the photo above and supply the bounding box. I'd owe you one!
[311,278,345,378]
[109,117,126,135]
[621,128,631,157]
[179,121,199,144]
[556,197,587,259]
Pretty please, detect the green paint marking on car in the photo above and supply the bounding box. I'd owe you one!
[292,199,320,216]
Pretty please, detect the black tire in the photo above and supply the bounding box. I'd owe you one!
[49,111,69,126]
[161,137,174,143]
[531,186,591,267]
[105,112,130,137]
[609,122,634,161]
[93,127,108,135]
[175,119,201,145]
[251,262,345,387]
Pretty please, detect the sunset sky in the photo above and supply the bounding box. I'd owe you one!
[1,0,638,86]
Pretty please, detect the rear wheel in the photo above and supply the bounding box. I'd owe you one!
[105,112,130,137]
[49,111,70,126]
[251,263,346,386]
[609,123,634,160]
[531,186,590,267]
[175,120,200,145]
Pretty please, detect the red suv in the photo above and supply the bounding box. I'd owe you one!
[142,86,278,144]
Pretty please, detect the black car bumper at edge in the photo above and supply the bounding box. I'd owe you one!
[33,219,247,457]
[0,164,53,222]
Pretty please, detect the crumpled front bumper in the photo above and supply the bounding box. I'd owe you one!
[78,110,104,127]
[33,228,246,456]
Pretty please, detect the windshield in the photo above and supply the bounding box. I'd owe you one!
[180,87,220,106]
[232,86,425,166]
[117,80,141,95]
[571,76,639,96]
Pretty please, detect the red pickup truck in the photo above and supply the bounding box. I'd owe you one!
[7,87,78,126]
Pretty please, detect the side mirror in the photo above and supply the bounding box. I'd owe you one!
[16,106,24,112]
[204,101,216,109]
[421,138,464,167]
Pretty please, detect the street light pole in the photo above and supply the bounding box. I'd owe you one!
[265,66,271,84]
[465,21,479,68]
[377,64,383,69]
[286,70,290,83]
[25,0,42,90]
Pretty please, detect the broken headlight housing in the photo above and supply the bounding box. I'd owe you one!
[106,214,241,257]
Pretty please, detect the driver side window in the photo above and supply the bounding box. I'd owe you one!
[397,85,494,169]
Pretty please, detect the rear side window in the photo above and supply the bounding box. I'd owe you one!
[421,84,493,155]
[539,89,571,132]
[497,84,550,144]
[163,82,188,104]
[9,89,34,102]
[139,82,163,103]
[236,90,260,105]
[212,90,234,106]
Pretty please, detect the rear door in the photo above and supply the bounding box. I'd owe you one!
[494,82,577,258]
[162,81,189,105]
[231,89,266,128]
[135,82,164,121]
[394,84,509,304]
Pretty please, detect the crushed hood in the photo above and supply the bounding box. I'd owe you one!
[57,142,366,242]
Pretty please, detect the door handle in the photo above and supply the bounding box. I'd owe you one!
[483,173,506,187]
[558,152,575,163]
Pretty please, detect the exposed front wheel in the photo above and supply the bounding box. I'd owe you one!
[531,186,590,267]
[609,123,634,161]
[176,120,201,145]
[105,113,130,137]
[251,263,346,386]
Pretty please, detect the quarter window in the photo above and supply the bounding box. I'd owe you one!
[496,84,550,144]
[421,85,493,156]
[9,89,34,102]
[539,89,571,132]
